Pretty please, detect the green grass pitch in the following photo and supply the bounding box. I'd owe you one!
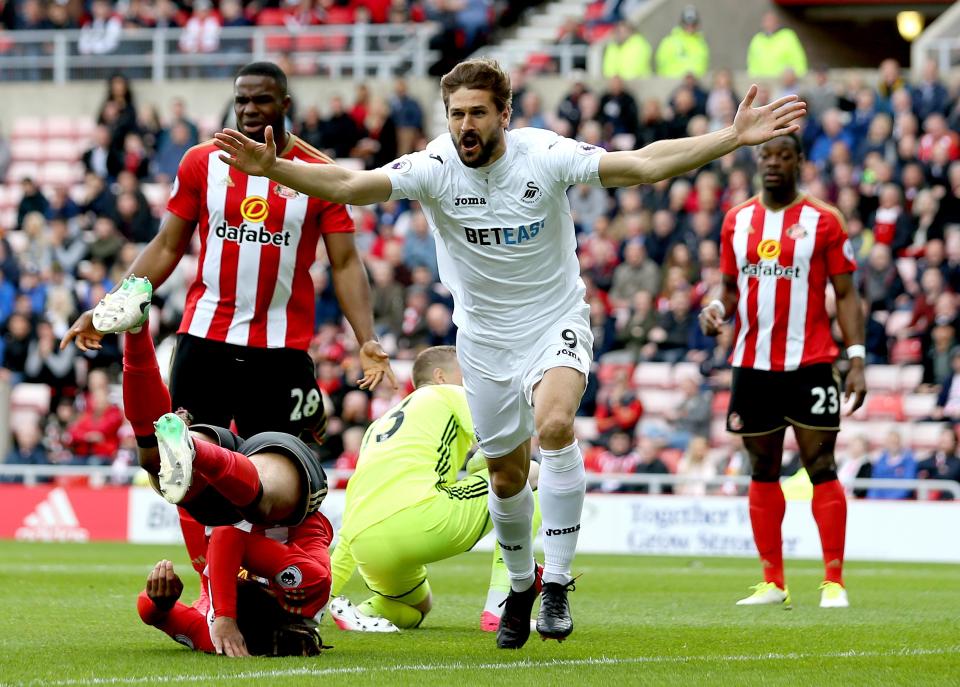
[0,541,958,686]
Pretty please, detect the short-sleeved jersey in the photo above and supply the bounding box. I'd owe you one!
[167,136,353,351]
[383,128,605,347]
[341,384,476,538]
[719,194,857,372]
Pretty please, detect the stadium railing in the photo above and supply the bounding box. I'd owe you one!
[1,464,957,500]
[0,24,440,83]
[472,43,593,75]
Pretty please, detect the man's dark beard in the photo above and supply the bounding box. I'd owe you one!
[456,133,499,168]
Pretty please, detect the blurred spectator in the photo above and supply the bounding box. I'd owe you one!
[916,427,960,500]
[866,430,916,499]
[553,17,588,72]
[153,121,193,183]
[876,58,907,106]
[923,324,956,387]
[0,312,34,385]
[594,370,643,440]
[402,210,438,279]
[912,59,949,123]
[594,430,644,493]
[918,114,960,164]
[608,240,660,310]
[78,0,122,55]
[424,302,455,347]
[320,95,362,159]
[390,78,424,156]
[179,0,221,58]
[602,21,651,80]
[932,347,960,421]
[836,434,872,498]
[860,243,904,312]
[617,290,657,357]
[83,125,124,182]
[24,320,76,407]
[66,386,124,465]
[644,288,698,363]
[746,11,806,79]
[674,436,715,496]
[298,105,325,151]
[655,5,709,78]
[4,420,49,482]
[16,178,49,230]
[633,436,673,494]
[810,109,854,167]
[803,65,838,122]
[599,76,639,139]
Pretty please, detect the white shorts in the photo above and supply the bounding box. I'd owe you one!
[457,304,593,458]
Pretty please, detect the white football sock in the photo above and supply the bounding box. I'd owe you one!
[488,484,536,592]
[538,441,585,585]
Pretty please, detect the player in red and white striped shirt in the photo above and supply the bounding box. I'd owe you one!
[64,62,394,441]
[700,133,866,609]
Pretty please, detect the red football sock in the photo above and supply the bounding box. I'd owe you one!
[178,509,210,575]
[122,327,170,438]
[192,439,262,509]
[812,479,846,585]
[748,480,786,589]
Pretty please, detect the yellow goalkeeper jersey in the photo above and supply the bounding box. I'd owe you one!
[340,384,478,539]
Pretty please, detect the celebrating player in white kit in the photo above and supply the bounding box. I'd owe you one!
[214,58,806,649]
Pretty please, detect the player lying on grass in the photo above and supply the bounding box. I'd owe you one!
[137,534,332,658]
[328,346,541,633]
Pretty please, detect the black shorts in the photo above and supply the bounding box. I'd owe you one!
[727,364,841,436]
[168,334,326,439]
[182,426,328,527]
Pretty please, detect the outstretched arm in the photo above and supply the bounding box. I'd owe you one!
[214,126,393,206]
[599,85,806,188]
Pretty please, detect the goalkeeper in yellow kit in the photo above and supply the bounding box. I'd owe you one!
[329,346,540,631]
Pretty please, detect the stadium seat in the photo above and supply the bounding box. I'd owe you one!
[39,162,83,187]
[45,116,77,138]
[890,338,922,364]
[900,365,923,391]
[11,117,44,138]
[903,393,936,420]
[43,139,81,163]
[865,365,899,392]
[6,161,39,184]
[0,208,15,230]
[10,138,41,161]
[864,393,905,421]
[671,361,701,384]
[597,362,634,385]
[574,416,598,442]
[910,422,944,450]
[10,382,52,415]
[637,389,684,416]
[632,361,672,388]
[711,389,730,414]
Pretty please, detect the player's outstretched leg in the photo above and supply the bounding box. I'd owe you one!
[93,275,153,334]
[155,412,263,508]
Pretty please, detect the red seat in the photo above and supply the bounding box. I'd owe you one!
[890,338,922,364]
[865,393,905,421]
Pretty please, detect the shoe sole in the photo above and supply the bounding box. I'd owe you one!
[536,624,573,642]
[92,294,150,334]
[154,413,193,504]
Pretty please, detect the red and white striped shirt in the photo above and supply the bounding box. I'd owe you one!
[719,194,856,372]
[167,136,353,351]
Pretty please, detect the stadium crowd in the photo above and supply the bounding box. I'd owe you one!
[2,27,960,497]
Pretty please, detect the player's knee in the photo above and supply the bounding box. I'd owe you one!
[535,411,575,447]
[750,462,780,482]
[490,467,526,498]
[805,454,838,485]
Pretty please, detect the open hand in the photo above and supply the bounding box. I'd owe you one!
[61,310,103,352]
[211,616,250,657]
[843,361,867,416]
[357,340,397,390]
[214,126,278,177]
[734,85,807,147]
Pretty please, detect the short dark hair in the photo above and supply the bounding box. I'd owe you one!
[412,345,458,388]
[440,58,512,114]
[761,132,803,155]
[236,61,288,95]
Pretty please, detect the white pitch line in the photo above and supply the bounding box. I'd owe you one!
[3,646,958,687]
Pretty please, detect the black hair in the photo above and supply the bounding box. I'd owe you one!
[762,131,803,155]
[236,61,288,96]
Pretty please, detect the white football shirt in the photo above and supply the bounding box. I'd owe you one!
[384,128,605,346]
